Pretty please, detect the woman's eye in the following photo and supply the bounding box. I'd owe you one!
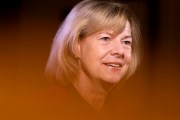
[100,37,110,41]
[122,41,132,46]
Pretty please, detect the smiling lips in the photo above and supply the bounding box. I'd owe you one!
[103,62,123,68]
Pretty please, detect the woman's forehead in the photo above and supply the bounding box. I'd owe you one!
[124,21,131,34]
[94,21,131,35]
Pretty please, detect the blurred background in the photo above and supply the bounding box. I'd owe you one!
[0,0,179,120]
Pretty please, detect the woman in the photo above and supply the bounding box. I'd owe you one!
[46,0,141,115]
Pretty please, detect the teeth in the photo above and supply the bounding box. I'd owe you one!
[108,64,120,67]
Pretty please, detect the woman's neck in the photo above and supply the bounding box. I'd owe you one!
[72,73,114,111]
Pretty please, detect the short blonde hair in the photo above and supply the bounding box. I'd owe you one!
[45,0,141,85]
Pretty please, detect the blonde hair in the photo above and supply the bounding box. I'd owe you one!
[45,0,141,85]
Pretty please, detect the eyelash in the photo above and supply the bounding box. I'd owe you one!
[100,37,110,41]
[122,40,132,46]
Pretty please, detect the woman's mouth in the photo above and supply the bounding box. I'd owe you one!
[103,63,123,68]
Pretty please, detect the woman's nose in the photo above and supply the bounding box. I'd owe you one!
[110,41,124,58]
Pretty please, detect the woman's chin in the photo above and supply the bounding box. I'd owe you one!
[100,78,121,91]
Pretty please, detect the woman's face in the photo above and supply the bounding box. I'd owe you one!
[77,21,132,84]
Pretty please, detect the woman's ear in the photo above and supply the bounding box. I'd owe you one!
[73,40,81,58]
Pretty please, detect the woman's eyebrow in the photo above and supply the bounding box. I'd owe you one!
[122,35,132,40]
